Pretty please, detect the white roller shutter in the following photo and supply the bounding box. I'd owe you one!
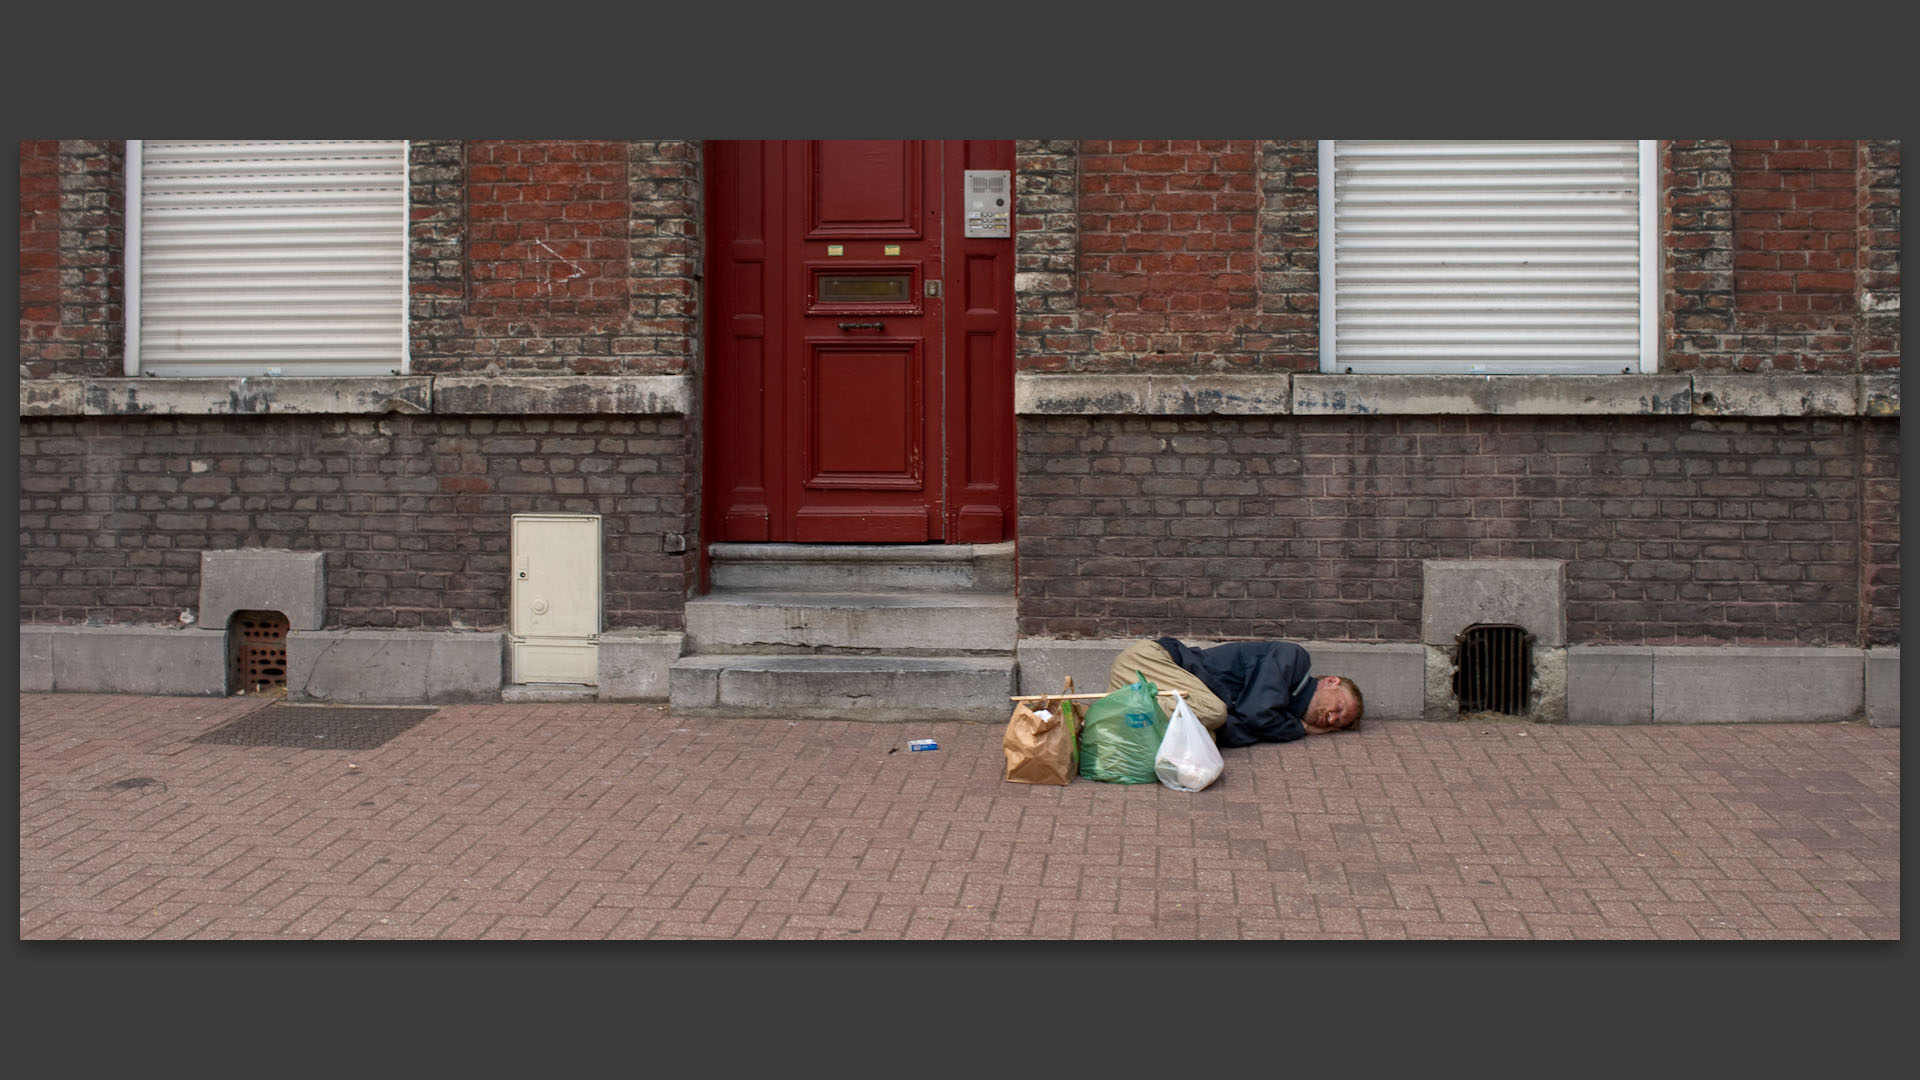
[1319,140,1659,374]
[127,140,410,376]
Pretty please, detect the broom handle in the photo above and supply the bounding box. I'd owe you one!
[1008,690,1185,702]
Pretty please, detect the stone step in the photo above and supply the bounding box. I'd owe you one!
[501,683,598,703]
[708,541,1014,594]
[668,654,1017,720]
[685,590,1016,654]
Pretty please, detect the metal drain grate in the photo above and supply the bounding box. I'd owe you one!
[1453,624,1533,715]
[193,705,438,750]
[229,610,290,694]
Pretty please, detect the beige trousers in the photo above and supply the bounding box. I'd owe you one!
[1107,640,1229,732]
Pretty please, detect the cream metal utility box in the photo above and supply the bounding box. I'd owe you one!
[509,513,602,684]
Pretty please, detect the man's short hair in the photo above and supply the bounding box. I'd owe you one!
[1333,676,1364,730]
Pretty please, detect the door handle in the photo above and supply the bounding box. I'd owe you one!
[837,321,884,331]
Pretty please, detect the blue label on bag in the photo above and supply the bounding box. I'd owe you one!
[1125,711,1152,728]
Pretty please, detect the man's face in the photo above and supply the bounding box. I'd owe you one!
[1303,679,1357,735]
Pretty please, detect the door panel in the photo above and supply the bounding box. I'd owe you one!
[941,141,1017,543]
[803,340,923,487]
[809,141,922,236]
[786,140,939,541]
[709,141,778,541]
[705,140,1014,549]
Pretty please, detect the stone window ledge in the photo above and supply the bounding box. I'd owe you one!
[1013,372,1898,418]
[18,371,1894,420]
[18,374,690,418]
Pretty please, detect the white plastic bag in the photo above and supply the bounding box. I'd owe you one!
[1154,691,1224,793]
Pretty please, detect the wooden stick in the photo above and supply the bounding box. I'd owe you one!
[1009,690,1185,702]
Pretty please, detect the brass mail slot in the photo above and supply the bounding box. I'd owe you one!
[817,273,912,304]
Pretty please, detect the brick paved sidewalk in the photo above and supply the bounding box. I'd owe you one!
[18,693,1900,940]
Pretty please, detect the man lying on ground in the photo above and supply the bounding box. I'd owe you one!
[1107,637,1363,748]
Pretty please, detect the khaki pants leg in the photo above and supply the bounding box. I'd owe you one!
[1107,640,1229,733]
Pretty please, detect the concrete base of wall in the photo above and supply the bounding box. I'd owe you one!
[1564,647,1656,725]
[20,624,1897,724]
[17,623,683,707]
[1419,644,1568,723]
[287,629,505,704]
[1568,645,1873,724]
[596,630,686,701]
[20,624,230,696]
[1865,647,1900,728]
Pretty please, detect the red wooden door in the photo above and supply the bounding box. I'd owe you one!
[705,140,1014,545]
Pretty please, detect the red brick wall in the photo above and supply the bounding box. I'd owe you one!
[17,140,123,377]
[1017,139,1898,377]
[1016,139,1318,373]
[1667,138,1900,372]
[1730,139,1859,369]
[17,139,703,379]
[466,139,632,324]
[408,139,701,375]
[1078,140,1259,363]
[18,141,60,362]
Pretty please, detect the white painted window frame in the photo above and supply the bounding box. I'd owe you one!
[123,139,412,377]
[1319,140,1661,375]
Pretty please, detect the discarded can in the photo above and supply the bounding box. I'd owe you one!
[908,739,939,751]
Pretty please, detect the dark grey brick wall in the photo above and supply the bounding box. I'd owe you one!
[1015,414,1896,647]
[1860,418,1900,644]
[18,414,696,630]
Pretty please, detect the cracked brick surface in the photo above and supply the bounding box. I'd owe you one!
[19,694,1900,940]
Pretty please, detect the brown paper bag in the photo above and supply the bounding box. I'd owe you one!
[1003,676,1076,786]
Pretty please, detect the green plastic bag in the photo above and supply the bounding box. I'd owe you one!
[1077,671,1169,784]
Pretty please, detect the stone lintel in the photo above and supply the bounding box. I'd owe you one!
[199,549,327,631]
[1861,374,1900,417]
[430,375,688,415]
[1692,373,1857,417]
[1014,373,1294,416]
[23,372,1888,419]
[1011,373,1889,417]
[19,374,690,417]
[1421,559,1567,647]
[1294,374,1693,416]
[19,376,432,417]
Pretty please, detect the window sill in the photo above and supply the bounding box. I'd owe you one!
[18,374,690,418]
[1013,372,1897,418]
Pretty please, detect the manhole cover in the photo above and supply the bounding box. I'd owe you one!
[193,705,438,750]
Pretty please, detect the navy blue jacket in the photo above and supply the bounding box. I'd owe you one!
[1155,638,1316,747]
